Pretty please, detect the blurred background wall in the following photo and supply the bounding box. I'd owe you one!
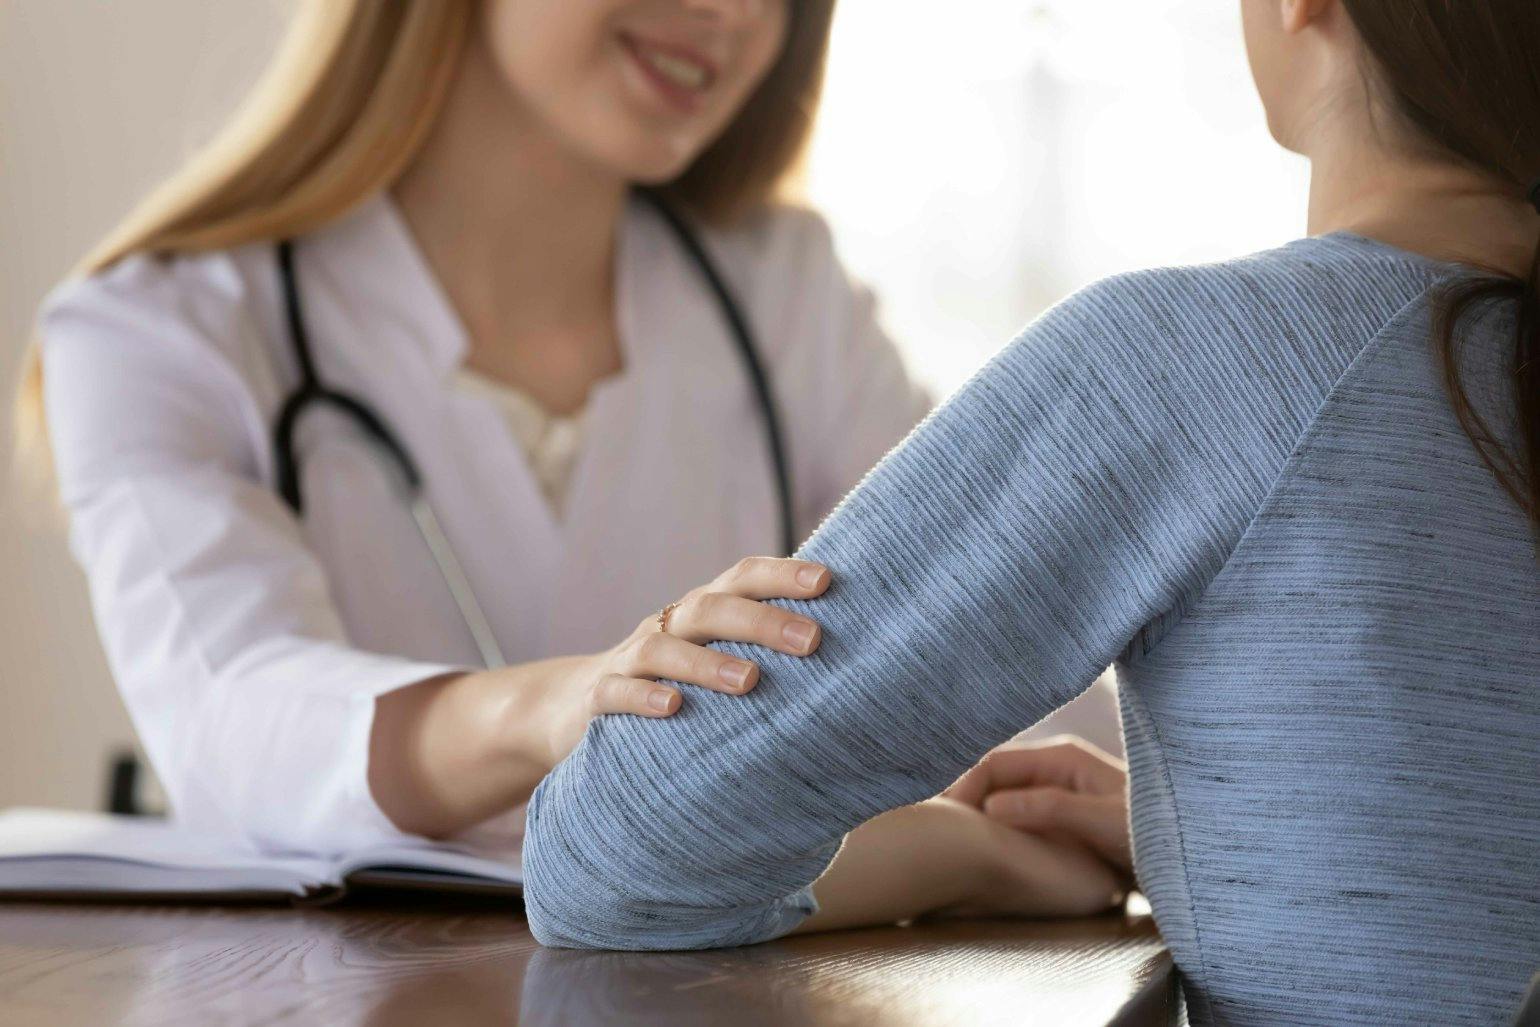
[1,1,289,811]
[0,0,1307,813]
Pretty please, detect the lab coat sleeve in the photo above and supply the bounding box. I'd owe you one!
[39,257,464,856]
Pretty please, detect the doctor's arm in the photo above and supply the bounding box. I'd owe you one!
[366,554,838,838]
[521,277,1236,949]
[40,270,465,853]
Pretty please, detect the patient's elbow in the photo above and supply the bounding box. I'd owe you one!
[525,890,816,952]
[521,823,820,951]
[522,878,714,951]
[520,756,826,950]
[522,858,813,952]
[523,884,674,951]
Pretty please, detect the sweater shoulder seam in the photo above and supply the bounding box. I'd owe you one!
[1204,276,1445,592]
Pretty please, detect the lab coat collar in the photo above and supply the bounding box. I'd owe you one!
[305,190,652,383]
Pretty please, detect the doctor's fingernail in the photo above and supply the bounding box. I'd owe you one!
[797,565,827,589]
[783,620,817,651]
[648,689,677,713]
[720,660,754,690]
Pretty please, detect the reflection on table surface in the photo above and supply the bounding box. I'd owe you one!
[0,895,1178,1026]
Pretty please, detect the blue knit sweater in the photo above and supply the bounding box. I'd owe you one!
[523,233,1540,1025]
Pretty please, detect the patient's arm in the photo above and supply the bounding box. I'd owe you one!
[522,273,1262,950]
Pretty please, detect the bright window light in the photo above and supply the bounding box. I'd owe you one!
[805,0,1311,395]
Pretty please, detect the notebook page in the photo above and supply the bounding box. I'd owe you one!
[0,808,331,896]
[333,838,523,888]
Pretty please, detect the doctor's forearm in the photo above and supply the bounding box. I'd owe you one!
[367,658,586,839]
[367,559,836,840]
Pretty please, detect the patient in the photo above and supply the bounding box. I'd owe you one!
[523,1,1540,1023]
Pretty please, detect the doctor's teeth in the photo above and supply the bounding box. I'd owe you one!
[642,49,709,90]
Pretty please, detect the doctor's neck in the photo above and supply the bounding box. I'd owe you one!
[391,27,626,396]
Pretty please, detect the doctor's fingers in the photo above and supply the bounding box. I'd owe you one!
[619,630,762,696]
[665,590,822,657]
[588,674,684,718]
[708,556,832,600]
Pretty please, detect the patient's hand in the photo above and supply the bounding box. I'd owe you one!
[790,736,1134,937]
[945,735,1133,879]
[792,795,1125,936]
[927,796,1129,921]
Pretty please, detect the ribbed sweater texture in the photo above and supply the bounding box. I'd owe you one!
[524,234,1540,1025]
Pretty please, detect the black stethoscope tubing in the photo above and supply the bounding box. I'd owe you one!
[271,190,796,563]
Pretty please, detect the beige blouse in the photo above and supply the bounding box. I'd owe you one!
[452,367,588,518]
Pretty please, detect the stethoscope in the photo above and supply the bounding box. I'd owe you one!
[270,190,794,670]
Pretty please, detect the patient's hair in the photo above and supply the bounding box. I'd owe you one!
[1341,0,1540,541]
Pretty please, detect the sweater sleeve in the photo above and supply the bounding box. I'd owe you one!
[523,271,1265,949]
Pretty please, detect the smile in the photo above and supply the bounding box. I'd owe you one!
[620,33,718,108]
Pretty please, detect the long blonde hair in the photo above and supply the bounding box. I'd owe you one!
[15,0,834,475]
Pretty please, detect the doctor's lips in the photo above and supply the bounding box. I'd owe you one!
[619,32,720,113]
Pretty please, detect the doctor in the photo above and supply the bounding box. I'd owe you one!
[26,0,1127,922]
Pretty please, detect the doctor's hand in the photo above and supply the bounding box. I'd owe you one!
[535,556,832,768]
[370,556,830,841]
[944,735,1134,878]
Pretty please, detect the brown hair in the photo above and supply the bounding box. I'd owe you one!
[1341,0,1540,539]
[15,0,835,474]
[666,0,836,222]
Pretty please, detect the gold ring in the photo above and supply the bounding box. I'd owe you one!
[657,600,682,634]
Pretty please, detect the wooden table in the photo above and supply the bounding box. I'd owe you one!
[0,897,1180,1026]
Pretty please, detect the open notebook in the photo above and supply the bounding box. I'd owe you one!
[0,808,522,904]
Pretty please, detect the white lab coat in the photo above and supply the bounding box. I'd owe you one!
[40,194,931,860]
